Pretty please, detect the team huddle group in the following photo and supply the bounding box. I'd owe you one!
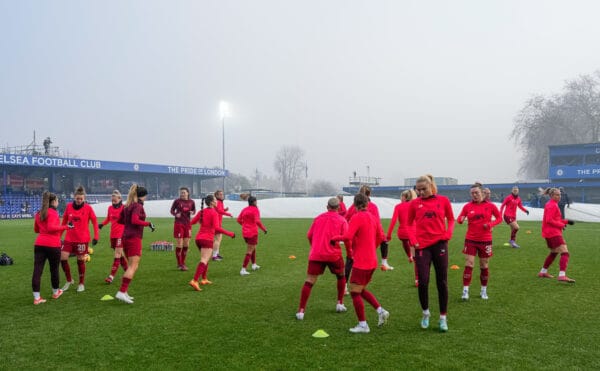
[31,174,575,333]
[30,185,267,305]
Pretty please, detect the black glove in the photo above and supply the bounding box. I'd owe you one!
[98,224,104,230]
[67,221,74,229]
[567,220,575,225]
[92,239,98,246]
[526,210,530,215]
[264,230,268,235]
[149,222,156,232]
[231,233,236,239]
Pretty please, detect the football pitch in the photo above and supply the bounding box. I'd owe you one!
[0,218,598,370]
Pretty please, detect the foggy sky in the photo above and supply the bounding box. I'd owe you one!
[2,0,600,188]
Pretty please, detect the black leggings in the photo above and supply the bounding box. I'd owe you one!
[32,246,61,292]
[344,257,354,282]
[415,241,449,314]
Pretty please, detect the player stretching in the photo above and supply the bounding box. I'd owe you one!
[408,175,455,332]
[32,192,71,304]
[238,196,267,276]
[170,187,196,271]
[99,190,127,284]
[213,189,232,261]
[538,188,575,283]
[115,185,155,304]
[188,195,235,290]
[332,193,389,334]
[60,186,99,293]
[456,183,502,301]
[499,186,529,248]
[387,189,419,286]
[296,197,349,320]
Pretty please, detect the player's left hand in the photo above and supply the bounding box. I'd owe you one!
[149,222,156,232]
[264,230,268,235]
[526,210,530,215]
[92,239,98,246]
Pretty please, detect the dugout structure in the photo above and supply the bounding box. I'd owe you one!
[0,153,227,219]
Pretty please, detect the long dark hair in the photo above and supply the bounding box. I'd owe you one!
[39,191,57,221]
[199,195,215,223]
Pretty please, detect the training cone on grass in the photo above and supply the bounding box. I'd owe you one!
[526,230,532,234]
[289,255,296,260]
[312,329,329,338]
[101,295,114,301]
[450,265,460,270]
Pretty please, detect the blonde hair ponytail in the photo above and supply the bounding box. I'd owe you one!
[126,184,138,207]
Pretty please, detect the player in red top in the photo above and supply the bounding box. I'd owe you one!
[60,186,99,293]
[407,175,455,333]
[212,189,232,261]
[32,192,72,304]
[345,185,392,271]
[337,195,347,217]
[296,198,349,320]
[188,195,235,291]
[537,187,576,282]
[115,185,156,304]
[499,186,529,248]
[170,187,196,271]
[386,189,419,286]
[237,196,267,276]
[456,183,502,301]
[331,193,389,333]
[99,190,127,284]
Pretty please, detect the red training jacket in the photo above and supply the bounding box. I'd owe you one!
[457,200,502,241]
[307,210,349,262]
[62,202,99,243]
[407,195,455,249]
[192,207,234,241]
[542,199,568,239]
[386,201,416,241]
[500,194,528,218]
[170,198,196,225]
[120,201,150,240]
[101,203,125,239]
[237,205,267,238]
[34,208,68,248]
[333,210,384,270]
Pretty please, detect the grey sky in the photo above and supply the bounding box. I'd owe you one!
[2,1,600,188]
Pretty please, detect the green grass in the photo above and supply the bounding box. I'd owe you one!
[0,218,598,370]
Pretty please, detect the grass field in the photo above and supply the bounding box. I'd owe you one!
[0,218,598,370]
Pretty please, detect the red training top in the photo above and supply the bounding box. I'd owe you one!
[542,199,568,238]
[120,201,150,240]
[215,199,232,224]
[345,201,380,222]
[307,210,349,262]
[457,200,502,241]
[34,208,68,248]
[407,195,455,249]
[333,210,384,270]
[338,201,347,217]
[237,205,267,238]
[386,201,416,241]
[62,202,99,243]
[170,198,196,225]
[101,203,125,239]
[500,194,528,218]
[191,207,234,241]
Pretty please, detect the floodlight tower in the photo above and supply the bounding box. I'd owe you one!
[220,101,229,193]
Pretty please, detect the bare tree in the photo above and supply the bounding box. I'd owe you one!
[274,145,306,193]
[511,71,600,178]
